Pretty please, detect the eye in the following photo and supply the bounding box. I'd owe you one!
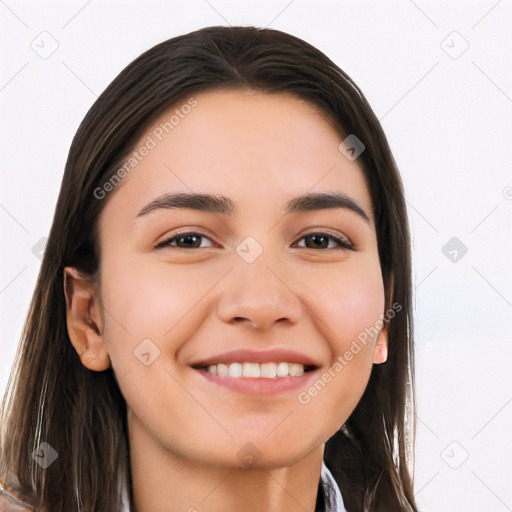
[155,231,215,249]
[293,231,355,250]
[154,230,354,251]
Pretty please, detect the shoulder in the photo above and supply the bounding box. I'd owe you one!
[0,487,36,511]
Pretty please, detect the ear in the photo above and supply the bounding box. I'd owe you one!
[64,266,111,371]
[372,323,388,364]
[373,272,393,364]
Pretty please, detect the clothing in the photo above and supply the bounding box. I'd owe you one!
[320,461,347,512]
[0,461,346,512]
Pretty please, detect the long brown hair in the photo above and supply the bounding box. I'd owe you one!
[0,25,416,511]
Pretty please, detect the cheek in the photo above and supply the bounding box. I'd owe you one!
[298,261,385,421]
[99,256,222,359]
[97,258,219,430]
[307,260,385,353]
[336,276,384,348]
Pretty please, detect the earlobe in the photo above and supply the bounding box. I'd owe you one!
[373,277,393,365]
[64,267,111,372]
[373,325,388,364]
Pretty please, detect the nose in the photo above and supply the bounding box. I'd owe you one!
[216,255,303,331]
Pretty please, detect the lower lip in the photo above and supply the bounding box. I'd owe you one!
[193,368,319,396]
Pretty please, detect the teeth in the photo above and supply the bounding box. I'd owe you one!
[243,362,260,377]
[260,362,277,378]
[217,363,229,377]
[276,362,288,377]
[289,363,305,377]
[228,362,242,377]
[203,362,306,378]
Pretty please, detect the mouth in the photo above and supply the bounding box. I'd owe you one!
[189,348,321,395]
[191,361,317,378]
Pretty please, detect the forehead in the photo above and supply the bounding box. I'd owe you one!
[99,89,373,223]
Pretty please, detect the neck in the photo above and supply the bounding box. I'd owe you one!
[128,413,325,512]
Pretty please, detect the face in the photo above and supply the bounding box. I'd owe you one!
[91,90,387,469]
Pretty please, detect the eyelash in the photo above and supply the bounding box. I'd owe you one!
[154,231,355,251]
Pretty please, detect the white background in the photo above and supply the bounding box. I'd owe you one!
[1,1,511,510]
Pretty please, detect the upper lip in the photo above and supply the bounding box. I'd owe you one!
[190,348,321,369]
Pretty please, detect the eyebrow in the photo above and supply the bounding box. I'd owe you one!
[136,191,372,223]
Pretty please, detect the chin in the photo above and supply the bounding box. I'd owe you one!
[204,437,316,472]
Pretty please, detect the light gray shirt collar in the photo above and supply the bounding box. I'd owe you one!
[321,461,347,512]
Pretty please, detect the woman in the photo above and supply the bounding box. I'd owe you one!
[0,25,417,511]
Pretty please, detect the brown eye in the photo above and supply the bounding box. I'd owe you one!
[295,232,354,250]
[155,232,215,249]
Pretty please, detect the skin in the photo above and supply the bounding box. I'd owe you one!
[65,90,388,512]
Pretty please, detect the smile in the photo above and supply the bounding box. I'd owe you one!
[189,348,321,394]
[199,361,314,378]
